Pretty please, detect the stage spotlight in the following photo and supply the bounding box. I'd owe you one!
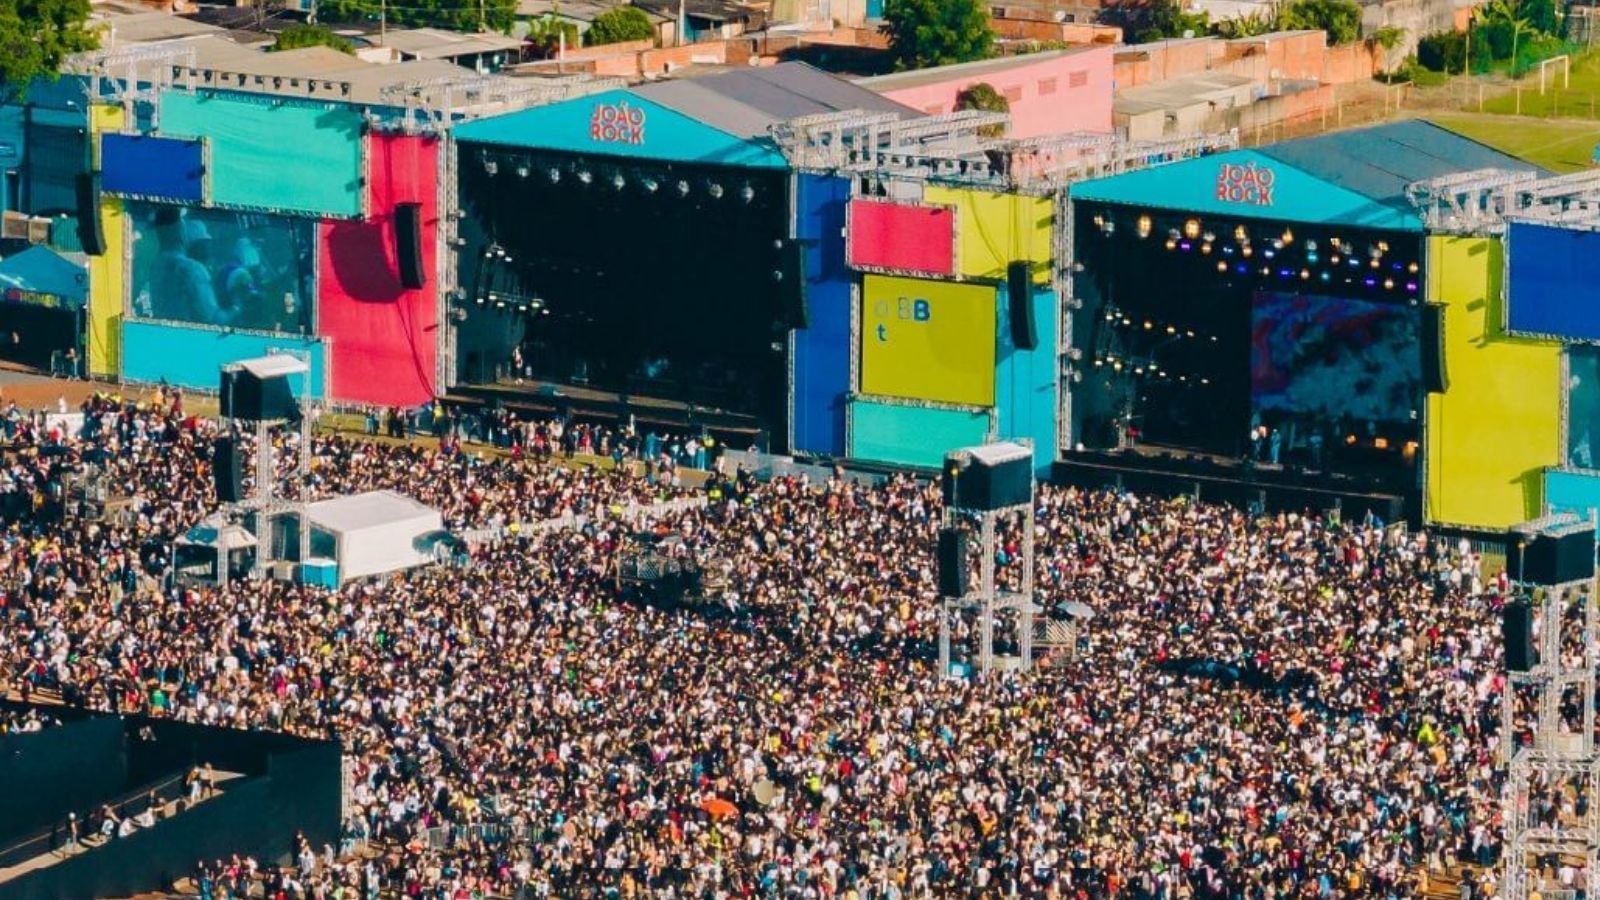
[1377,240,1389,253]
[577,170,592,185]
[451,308,468,323]
[515,164,529,179]
[1368,244,1382,259]
[1305,239,1317,252]
[1234,225,1247,242]
[1166,325,1176,334]
[1407,261,1419,273]
[612,173,626,190]
[1202,231,1215,243]
[1143,320,1152,330]
[1281,227,1293,244]
[1093,214,1105,230]
[1165,238,1177,250]
[1136,215,1152,238]
[1406,281,1418,293]
[643,177,659,193]
[548,167,560,183]
[1384,278,1395,290]
[740,184,755,203]
[1300,269,1310,280]
[1183,218,1200,239]
[483,159,498,176]
[1167,228,1180,242]
[708,183,724,199]
[1200,243,1212,255]
[1104,220,1116,236]
[1330,254,1340,265]
[1241,246,1253,258]
[1321,272,1332,283]
[676,180,691,197]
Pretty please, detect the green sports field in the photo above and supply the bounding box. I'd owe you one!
[1428,112,1600,172]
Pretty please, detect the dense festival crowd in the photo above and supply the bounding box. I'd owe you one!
[0,391,1519,898]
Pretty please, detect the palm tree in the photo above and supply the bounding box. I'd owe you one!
[1481,0,1532,71]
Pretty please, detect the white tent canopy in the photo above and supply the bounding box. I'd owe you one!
[307,490,443,583]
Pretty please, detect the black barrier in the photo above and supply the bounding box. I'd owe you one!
[0,718,126,842]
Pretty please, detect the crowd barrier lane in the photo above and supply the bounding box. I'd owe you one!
[459,497,710,547]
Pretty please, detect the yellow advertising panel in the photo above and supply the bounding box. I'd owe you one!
[922,186,1052,283]
[1426,236,1561,528]
[861,274,995,407]
[87,104,125,377]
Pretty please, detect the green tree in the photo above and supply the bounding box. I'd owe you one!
[1479,0,1531,68]
[271,23,355,53]
[1280,0,1361,44]
[1128,0,1209,43]
[316,0,517,34]
[587,6,654,45]
[1416,29,1466,71]
[881,0,994,71]
[1212,9,1278,39]
[0,0,100,100]
[954,81,1008,137]
[526,15,580,56]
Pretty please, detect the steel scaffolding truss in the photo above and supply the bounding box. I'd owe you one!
[1503,558,1600,900]
[380,74,623,134]
[1406,168,1540,234]
[70,44,198,124]
[937,492,1037,677]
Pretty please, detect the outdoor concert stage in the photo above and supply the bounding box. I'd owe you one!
[447,377,765,441]
[1053,445,1414,525]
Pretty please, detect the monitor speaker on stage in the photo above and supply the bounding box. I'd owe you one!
[213,437,245,503]
[937,527,968,598]
[1509,527,1596,585]
[76,173,105,257]
[1421,303,1447,393]
[1008,261,1037,350]
[394,202,425,290]
[1503,598,1534,672]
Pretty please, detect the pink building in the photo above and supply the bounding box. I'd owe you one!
[856,45,1114,139]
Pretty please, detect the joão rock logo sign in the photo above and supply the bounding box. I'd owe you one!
[1216,162,1275,206]
[591,101,646,145]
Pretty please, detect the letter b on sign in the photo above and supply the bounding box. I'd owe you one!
[913,299,931,321]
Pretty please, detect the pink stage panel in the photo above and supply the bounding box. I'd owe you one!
[317,133,439,407]
[846,199,956,276]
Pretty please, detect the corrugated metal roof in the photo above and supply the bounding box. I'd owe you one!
[1257,119,1545,209]
[634,62,915,138]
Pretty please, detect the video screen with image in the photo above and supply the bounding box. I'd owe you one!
[128,203,315,334]
[1250,292,1421,428]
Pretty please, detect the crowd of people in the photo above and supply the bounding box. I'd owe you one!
[0,390,1523,898]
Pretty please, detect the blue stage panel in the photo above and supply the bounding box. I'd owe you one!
[1506,222,1600,342]
[101,133,205,202]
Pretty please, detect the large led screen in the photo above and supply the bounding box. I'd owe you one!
[860,274,996,407]
[1250,292,1421,428]
[1569,345,1600,468]
[1506,221,1600,342]
[846,199,956,276]
[128,204,314,334]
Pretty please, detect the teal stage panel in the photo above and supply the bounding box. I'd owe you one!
[159,92,363,218]
[121,320,326,396]
[849,399,990,469]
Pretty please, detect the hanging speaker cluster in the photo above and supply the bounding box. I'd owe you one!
[394,202,425,290]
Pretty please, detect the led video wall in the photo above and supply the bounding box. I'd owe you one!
[1506,221,1600,342]
[127,203,315,334]
[1250,291,1421,428]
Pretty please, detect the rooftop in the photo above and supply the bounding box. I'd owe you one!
[1113,71,1254,116]
[378,28,525,59]
[633,61,915,139]
[856,47,1105,92]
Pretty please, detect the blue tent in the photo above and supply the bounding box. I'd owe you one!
[0,245,87,310]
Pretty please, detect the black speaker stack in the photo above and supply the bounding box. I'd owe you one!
[221,369,300,422]
[76,172,106,257]
[394,202,426,290]
[1007,260,1037,350]
[936,527,968,598]
[213,437,245,503]
[1420,303,1447,393]
[1502,599,1534,672]
[1508,515,1596,587]
[942,442,1034,512]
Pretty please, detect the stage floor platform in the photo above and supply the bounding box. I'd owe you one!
[446,379,764,440]
[1052,447,1418,526]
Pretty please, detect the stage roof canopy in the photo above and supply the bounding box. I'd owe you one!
[453,63,916,168]
[1070,120,1545,231]
[0,246,88,310]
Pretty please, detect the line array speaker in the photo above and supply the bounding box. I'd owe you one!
[76,173,106,257]
[1503,598,1534,672]
[1008,260,1037,350]
[937,527,969,598]
[394,202,425,290]
[1421,303,1447,393]
[213,437,245,503]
